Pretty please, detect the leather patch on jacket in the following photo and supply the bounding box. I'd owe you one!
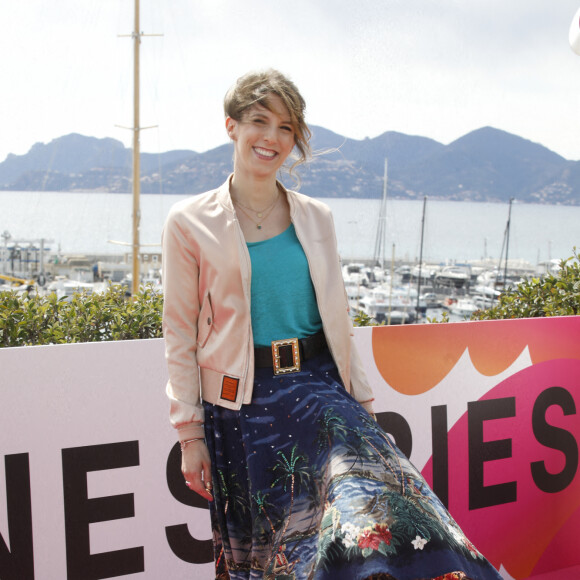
[221,376,239,402]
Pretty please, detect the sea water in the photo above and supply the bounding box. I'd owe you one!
[1,191,578,265]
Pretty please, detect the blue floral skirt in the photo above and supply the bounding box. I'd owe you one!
[203,349,501,580]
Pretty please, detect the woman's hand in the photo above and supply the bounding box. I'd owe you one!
[181,440,213,501]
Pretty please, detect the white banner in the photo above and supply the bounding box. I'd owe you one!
[2,322,578,579]
[0,338,213,579]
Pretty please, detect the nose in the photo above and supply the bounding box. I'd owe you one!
[263,124,276,144]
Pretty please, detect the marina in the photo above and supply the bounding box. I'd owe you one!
[341,255,540,324]
[0,227,556,324]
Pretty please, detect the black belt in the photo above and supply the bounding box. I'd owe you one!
[254,332,327,375]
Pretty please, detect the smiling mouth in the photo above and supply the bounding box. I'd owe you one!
[253,147,277,159]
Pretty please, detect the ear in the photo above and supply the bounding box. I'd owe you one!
[225,117,237,141]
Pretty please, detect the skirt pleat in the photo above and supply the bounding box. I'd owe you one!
[203,349,501,580]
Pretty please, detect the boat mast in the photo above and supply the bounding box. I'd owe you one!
[502,197,514,288]
[415,196,427,318]
[373,158,388,268]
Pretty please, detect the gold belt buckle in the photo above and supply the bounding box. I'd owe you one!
[271,337,301,375]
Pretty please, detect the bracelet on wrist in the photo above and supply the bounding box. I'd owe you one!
[180,437,205,452]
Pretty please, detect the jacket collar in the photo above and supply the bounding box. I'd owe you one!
[217,175,235,214]
[217,174,294,216]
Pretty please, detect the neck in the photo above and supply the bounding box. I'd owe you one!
[230,173,279,209]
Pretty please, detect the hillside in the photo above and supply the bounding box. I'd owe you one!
[1,127,579,204]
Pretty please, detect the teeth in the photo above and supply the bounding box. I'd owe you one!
[254,147,276,158]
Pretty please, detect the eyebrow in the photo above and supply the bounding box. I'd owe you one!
[249,110,293,126]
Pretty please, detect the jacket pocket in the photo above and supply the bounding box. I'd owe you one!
[197,292,214,348]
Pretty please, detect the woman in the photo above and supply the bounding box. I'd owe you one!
[162,69,502,580]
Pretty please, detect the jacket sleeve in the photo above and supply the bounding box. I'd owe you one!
[162,208,205,441]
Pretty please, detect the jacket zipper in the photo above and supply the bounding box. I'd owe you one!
[233,213,254,403]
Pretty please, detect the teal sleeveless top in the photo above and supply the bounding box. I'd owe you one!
[247,224,323,347]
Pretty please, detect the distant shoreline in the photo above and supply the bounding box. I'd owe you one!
[1,128,579,204]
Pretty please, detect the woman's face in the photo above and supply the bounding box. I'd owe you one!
[226,94,295,181]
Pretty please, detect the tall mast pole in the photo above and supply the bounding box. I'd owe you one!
[116,1,160,287]
[131,0,141,297]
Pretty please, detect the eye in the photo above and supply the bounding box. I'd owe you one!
[281,125,294,133]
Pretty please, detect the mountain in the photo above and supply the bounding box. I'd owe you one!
[393,127,573,203]
[0,133,196,190]
[1,127,579,204]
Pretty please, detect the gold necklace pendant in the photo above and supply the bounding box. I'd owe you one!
[235,192,277,217]
[234,194,280,230]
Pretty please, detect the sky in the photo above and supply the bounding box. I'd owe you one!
[2,0,580,163]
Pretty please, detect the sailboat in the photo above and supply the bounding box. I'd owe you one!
[357,161,427,325]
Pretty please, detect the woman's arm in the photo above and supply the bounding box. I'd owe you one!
[162,209,205,440]
[163,208,214,496]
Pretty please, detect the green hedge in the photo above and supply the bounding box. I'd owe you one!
[471,251,580,320]
[0,285,163,347]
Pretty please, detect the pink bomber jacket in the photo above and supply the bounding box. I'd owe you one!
[162,176,375,442]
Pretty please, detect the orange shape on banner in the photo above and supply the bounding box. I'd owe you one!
[371,317,580,396]
[371,324,465,395]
